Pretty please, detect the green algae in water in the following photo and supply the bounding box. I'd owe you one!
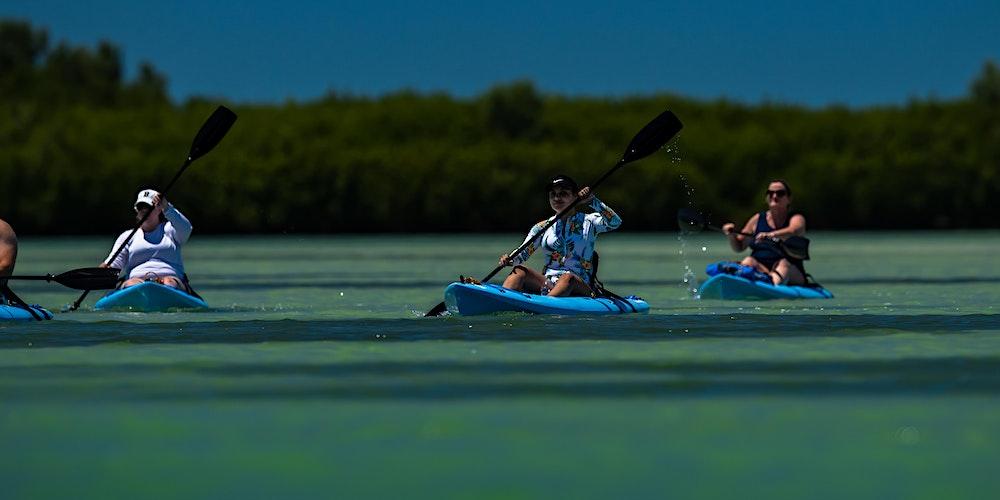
[1,232,999,498]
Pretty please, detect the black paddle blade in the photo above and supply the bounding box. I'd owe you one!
[677,207,708,234]
[781,236,811,261]
[188,105,237,161]
[425,301,448,317]
[621,110,683,164]
[54,267,121,290]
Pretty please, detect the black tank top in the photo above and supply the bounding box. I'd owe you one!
[749,211,804,272]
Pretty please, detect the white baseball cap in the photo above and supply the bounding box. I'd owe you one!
[134,188,160,211]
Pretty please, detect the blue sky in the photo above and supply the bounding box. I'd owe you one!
[4,0,999,106]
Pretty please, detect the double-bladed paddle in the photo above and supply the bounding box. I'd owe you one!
[677,207,810,260]
[67,105,238,311]
[424,110,684,317]
[6,267,121,290]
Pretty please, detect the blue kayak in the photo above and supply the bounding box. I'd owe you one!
[444,282,649,316]
[94,281,208,311]
[699,274,833,300]
[0,303,53,321]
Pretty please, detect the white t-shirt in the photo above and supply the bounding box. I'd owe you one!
[105,205,192,280]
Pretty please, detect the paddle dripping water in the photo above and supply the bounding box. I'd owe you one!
[675,171,701,298]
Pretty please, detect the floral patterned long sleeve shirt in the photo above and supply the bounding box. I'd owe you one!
[510,197,621,284]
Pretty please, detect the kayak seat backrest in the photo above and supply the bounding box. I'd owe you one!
[590,251,601,284]
[183,273,203,299]
[587,252,636,312]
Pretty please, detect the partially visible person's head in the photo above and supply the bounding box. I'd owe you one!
[547,174,578,194]
[765,179,792,209]
[547,174,578,212]
[134,188,166,224]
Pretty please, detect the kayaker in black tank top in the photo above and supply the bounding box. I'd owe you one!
[720,180,807,286]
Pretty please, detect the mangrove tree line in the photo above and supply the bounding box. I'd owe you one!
[2,20,998,234]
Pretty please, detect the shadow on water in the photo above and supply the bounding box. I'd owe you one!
[2,314,999,348]
[2,356,999,401]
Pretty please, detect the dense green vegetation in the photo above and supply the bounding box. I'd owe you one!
[2,20,998,234]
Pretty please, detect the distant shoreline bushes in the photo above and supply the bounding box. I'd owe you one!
[2,20,998,234]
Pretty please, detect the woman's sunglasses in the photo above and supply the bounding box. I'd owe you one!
[766,189,788,198]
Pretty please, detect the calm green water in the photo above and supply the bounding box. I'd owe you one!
[2,233,999,499]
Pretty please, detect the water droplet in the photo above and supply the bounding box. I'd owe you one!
[895,426,921,445]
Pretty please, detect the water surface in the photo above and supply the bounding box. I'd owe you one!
[2,233,998,498]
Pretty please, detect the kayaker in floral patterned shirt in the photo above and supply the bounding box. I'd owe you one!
[497,174,621,297]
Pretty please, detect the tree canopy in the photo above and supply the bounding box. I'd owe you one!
[1,20,997,234]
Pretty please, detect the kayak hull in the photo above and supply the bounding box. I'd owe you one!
[699,274,833,300]
[94,281,208,311]
[0,304,53,321]
[444,282,649,316]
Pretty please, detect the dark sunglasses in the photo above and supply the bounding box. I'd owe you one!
[766,189,788,198]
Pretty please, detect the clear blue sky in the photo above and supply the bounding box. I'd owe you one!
[4,0,999,106]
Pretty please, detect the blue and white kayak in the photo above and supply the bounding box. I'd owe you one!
[699,274,833,300]
[444,282,649,316]
[94,281,208,311]
[0,303,53,321]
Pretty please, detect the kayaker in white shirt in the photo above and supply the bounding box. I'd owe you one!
[99,189,193,291]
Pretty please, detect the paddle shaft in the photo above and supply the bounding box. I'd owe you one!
[69,157,193,310]
[479,160,625,283]
[706,223,754,238]
[106,157,193,266]
[6,275,58,281]
[703,222,810,261]
[7,267,120,290]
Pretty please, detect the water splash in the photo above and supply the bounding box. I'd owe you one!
[675,165,701,299]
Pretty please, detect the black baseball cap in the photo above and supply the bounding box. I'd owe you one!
[547,174,578,193]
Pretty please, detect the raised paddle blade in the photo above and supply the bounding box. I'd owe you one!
[621,110,683,164]
[188,105,237,161]
[53,267,121,290]
[425,301,448,317]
